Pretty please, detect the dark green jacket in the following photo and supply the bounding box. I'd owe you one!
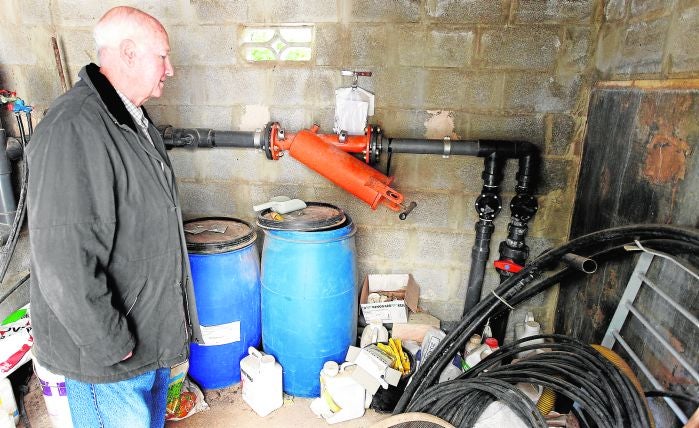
[27,63,201,383]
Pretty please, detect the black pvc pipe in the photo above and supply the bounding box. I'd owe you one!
[0,129,17,226]
[389,138,537,159]
[161,127,255,149]
[464,222,493,313]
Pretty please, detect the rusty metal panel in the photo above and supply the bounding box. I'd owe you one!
[556,84,699,426]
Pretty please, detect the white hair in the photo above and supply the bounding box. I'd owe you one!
[93,6,161,55]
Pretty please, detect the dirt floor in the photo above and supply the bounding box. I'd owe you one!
[21,372,392,428]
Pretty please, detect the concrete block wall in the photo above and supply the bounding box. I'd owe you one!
[1,0,693,328]
[597,0,699,78]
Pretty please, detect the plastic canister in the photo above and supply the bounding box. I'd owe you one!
[464,334,482,356]
[33,359,73,428]
[462,344,490,371]
[310,361,366,424]
[359,320,389,348]
[0,377,17,426]
[420,328,446,363]
[438,354,463,383]
[240,347,283,417]
[514,312,544,359]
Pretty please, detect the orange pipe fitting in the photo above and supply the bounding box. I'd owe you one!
[275,126,404,212]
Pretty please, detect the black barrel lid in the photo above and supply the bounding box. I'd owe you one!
[256,202,346,231]
[184,217,256,253]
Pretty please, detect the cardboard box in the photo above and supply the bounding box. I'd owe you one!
[359,274,420,324]
[391,312,441,344]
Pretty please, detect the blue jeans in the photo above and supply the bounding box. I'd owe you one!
[65,368,170,428]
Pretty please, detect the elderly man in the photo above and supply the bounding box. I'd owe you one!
[27,6,200,427]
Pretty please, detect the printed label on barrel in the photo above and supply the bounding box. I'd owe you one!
[200,321,241,346]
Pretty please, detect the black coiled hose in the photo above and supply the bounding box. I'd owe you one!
[394,224,699,424]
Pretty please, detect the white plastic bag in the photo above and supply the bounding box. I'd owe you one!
[334,87,375,135]
[0,304,32,378]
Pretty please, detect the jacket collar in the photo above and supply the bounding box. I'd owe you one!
[81,63,154,133]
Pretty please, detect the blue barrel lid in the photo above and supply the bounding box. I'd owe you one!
[184,217,256,253]
[256,202,346,231]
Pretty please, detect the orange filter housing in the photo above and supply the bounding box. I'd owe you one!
[285,128,404,211]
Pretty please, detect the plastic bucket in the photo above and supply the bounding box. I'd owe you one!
[33,359,73,428]
[185,217,261,389]
[260,210,357,397]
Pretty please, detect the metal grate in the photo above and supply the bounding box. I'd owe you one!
[602,243,699,425]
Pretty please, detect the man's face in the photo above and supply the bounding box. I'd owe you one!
[133,25,173,103]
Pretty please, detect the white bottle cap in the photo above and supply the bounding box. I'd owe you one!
[261,354,275,366]
[523,320,541,336]
[323,361,339,377]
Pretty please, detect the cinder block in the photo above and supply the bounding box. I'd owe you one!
[411,155,484,192]
[425,70,502,110]
[269,106,309,131]
[169,149,210,181]
[249,0,338,23]
[16,0,53,25]
[355,226,412,259]
[558,26,591,72]
[270,68,313,106]
[411,267,453,301]
[308,107,336,131]
[668,6,699,74]
[169,25,237,66]
[8,64,64,105]
[395,26,427,67]
[201,67,270,105]
[537,157,573,195]
[480,27,562,70]
[191,0,248,24]
[177,180,243,217]
[630,0,674,17]
[614,16,670,75]
[58,30,98,69]
[424,28,475,68]
[350,25,389,66]
[416,230,470,264]
[426,0,508,24]
[375,68,427,108]
[315,25,344,67]
[349,0,420,22]
[515,0,594,23]
[548,113,575,156]
[419,299,464,322]
[0,30,39,65]
[604,0,627,20]
[140,1,188,25]
[530,191,575,240]
[372,109,431,138]
[55,0,106,26]
[469,114,546,146]
[504,72,582,113]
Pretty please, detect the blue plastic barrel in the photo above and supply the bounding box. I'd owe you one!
[185,217,261,389]
[259,204,357,397]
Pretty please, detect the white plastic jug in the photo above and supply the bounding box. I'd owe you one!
[0,377,18,426]
[310,361,366,424]
[33,359,73,428]
[240,347,283,417]
[359,320,388,348]
[514,312,544,359]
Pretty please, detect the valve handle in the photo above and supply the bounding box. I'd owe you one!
[399,201,417,220]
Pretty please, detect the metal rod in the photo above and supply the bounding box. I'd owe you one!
[613,331,688,424]
[638,273,699,329]
[51,36,69,94]
[625,303,699,383]
[562,253,597,273]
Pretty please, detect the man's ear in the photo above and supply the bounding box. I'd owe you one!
[119,39,137,66]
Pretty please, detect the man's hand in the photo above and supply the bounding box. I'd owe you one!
[121,351,133,361]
